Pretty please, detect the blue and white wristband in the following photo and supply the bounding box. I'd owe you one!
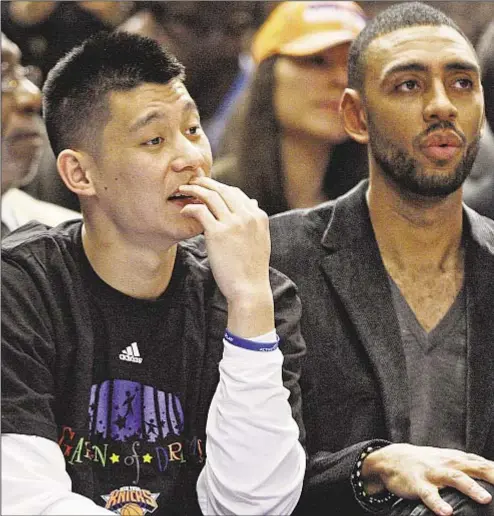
[224,329,279,352]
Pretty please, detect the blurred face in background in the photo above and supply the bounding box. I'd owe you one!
[123,2,258,86]
[1,34,44,194]
[274,43,350,144]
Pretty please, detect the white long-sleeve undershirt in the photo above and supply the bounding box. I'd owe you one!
[2,333,305,515]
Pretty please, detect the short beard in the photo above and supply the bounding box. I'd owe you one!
[367,113,481,198]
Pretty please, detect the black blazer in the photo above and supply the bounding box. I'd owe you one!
[269,180,494,514]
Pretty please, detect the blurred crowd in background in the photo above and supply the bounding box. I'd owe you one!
[2,0,494,232]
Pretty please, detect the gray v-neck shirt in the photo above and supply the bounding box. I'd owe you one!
[388,277,467,450]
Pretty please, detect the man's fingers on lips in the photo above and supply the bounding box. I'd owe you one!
[179,184,230,218]
[182,180,254,215]
[179,184,221,203]
[188,177,223,190]
[189,178,250,206]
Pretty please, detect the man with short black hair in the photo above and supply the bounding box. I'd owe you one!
[269,3,494,515]
[2,31,305,515]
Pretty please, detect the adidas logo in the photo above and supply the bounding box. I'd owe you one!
[119,342,143,364]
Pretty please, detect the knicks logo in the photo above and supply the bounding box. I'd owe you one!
[101,486,160,515]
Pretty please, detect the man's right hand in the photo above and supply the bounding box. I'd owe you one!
[179,177,274,338]
[362,443,494,516]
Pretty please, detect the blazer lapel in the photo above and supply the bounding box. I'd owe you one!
[464,210,494,453]
[318,182,410,442]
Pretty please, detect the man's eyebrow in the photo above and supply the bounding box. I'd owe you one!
[183,100,200,116]
[129,110,168,133]
[444,61,480,74]
[383,62,428,78]
[382,60,480,79]
[129,100,200,133]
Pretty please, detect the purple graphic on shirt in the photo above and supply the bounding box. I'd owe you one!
[88,380,184,442]
[157,390,183,436]
[90,380,111,439]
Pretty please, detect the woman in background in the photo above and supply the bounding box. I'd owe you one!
[214,1,368,216]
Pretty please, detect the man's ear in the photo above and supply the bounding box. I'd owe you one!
[57,149,97,197]
[340,88,369,145]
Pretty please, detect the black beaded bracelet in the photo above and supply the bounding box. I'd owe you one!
[351,444,398,513]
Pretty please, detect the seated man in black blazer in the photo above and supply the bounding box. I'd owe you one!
[270,3,494,515]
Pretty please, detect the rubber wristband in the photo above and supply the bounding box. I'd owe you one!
[224,329,279,352]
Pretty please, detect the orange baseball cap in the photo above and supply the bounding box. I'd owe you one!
[252,1,367,64]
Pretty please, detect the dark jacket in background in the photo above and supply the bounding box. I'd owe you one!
[463,122,494,220]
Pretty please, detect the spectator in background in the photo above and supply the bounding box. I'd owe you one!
[1,1,136,214]
[119,1,263,156]
[2,1,135,83]
[477,20,494,130]
[462,20,494,220]
[1,33,79,238]
[213,1,369,216]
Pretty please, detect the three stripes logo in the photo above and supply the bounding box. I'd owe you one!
[119,342,143,364]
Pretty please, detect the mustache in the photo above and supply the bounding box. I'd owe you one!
[420,121,466,144]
